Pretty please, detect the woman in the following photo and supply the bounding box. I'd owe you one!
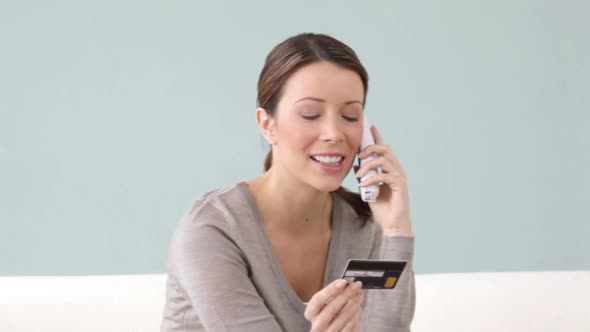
[161,33,415,332]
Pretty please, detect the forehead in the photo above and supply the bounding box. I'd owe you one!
[280,61,364,104]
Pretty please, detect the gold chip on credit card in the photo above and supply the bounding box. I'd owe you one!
[384,277,398,288]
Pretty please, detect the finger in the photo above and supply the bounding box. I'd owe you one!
[329,292,363,332]
[359,144,404,171]
[358,143,387,158]
[313,283,362,332]
[358,144,395,163]
[304,279,348,321]
[355,156,396,179]
[370,125,384,145]
[311,281,362,332]
[358,172,407,188]
[341,310,362,332]
[352,309,362,332]
[311,281,361,331]
[326,292,364,332]
[341,309,362,332]
[357,152,406,179]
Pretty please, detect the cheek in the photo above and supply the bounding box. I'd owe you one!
[348,127,363,151]
[279,124,316,154]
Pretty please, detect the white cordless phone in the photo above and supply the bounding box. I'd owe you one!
[358,115,379,202]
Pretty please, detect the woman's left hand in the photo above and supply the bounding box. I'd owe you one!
[354,125,414,237]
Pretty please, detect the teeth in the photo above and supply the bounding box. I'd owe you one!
[312,155,343,164]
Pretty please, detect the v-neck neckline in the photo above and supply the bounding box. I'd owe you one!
[237,181,342,314]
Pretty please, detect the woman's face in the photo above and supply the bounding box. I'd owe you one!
[270,61,365,192]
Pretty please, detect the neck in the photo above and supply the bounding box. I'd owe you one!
[247,167,333,234]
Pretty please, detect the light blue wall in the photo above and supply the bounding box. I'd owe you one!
[1,0,588,275]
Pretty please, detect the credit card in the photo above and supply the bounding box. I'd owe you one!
[339,259,407,290]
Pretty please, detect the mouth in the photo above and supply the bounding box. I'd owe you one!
[310,154,345,169]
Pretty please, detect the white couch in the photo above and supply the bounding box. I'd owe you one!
[1,271,588,331]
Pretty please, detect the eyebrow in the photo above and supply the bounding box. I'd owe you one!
[294,97,363,106]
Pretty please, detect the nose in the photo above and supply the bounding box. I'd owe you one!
[319,114,345,143]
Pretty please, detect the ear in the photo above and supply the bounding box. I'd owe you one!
[256,107,277,145]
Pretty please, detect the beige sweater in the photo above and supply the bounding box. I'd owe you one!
[161,182,415,331]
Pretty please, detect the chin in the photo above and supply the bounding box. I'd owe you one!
[311,178,344,193]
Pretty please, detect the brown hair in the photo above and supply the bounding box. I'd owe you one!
[257,33,372,224]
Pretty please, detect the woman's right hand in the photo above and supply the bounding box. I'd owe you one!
[304,279,364,332]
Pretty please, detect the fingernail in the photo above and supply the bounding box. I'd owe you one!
[353,281,363,289]
[336,279,347,288]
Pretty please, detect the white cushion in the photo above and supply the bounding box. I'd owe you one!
[0,274,166,332]
[412,271,590,332]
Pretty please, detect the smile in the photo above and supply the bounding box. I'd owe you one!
[311,155,343,166]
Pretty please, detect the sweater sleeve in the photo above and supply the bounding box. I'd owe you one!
[361,228,416,332]
[161,201,283,332]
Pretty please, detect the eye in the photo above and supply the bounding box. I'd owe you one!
[301,115,321,120]
[343,115,359,122]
